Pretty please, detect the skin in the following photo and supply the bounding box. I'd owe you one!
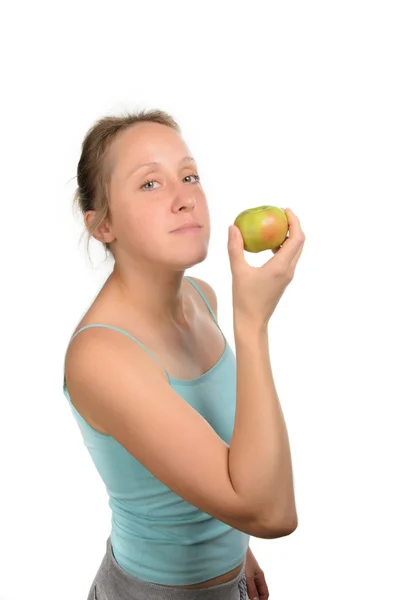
[83,122,264,591]
[86,121,211,329]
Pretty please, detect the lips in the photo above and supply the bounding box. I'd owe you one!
[171,222,202,232]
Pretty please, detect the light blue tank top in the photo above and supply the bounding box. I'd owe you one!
[62,276,250,586]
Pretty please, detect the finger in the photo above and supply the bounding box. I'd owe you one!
[289,240,304,272]
[245,576,260,600]
[227,225,248,276]
[254,571,270,599]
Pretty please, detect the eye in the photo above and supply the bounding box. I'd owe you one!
[140,173,200,191]
[183,174,201,184]
[141,179,159,191]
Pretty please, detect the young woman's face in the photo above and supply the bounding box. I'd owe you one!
[106,122,211,269]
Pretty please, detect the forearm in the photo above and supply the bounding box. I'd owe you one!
[228,320,297,528]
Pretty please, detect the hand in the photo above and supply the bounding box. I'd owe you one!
[245,546,269,600]
[228,208,305,328]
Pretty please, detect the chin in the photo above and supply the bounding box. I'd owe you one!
[170,246,208,269]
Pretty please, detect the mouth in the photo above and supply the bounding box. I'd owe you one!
[170,224,203,233]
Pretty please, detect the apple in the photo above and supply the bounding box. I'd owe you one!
[234,205,289,253]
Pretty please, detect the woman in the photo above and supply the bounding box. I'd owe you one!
[63,109,305,599]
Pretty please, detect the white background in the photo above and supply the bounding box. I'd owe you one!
[1,1,396,598]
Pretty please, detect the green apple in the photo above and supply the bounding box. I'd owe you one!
[234,205,289,253]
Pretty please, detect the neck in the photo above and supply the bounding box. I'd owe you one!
[108,262,192,329]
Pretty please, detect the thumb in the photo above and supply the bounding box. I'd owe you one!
[227,225,245,273]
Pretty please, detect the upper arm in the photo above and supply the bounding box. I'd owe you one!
[65,328,268,538]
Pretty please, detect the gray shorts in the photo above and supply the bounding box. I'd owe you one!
[88,536,249,600]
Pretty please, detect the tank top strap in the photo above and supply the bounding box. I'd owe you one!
[64,324,171,383]
[184,276,226,342]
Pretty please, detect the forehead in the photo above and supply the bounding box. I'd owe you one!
[108,122,190,176]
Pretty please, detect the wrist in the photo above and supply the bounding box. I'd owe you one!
[233,314,269,341]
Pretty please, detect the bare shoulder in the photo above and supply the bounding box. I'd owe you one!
[187,276,218,318]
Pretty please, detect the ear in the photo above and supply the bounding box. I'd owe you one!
[84,211,116,244]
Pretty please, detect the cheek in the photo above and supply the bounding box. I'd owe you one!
[120,209,165,251]
[198,198,211,229]
[202,200,210,220]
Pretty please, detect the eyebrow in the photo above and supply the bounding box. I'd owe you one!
[126,156,196,180]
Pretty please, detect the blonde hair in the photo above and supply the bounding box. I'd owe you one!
[72,108,181,259]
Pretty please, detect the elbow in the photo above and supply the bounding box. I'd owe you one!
[254,512,298,539]
[277,515,298,536]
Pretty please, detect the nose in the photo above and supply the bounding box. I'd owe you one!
[172,192,196,213]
